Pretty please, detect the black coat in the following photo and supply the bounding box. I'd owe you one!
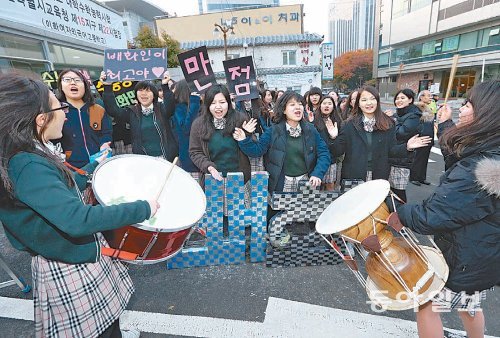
[332,115,408,181]
[397,146,500,294]
[389,104,421,168]
[102,85,178,161]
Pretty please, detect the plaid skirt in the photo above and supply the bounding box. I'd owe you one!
[323,164,337,184]
[32,236,134,338]
[283,174,309,193]
[366,171,373,182]
[249,156,265,172]
[111,140,133,155]
[431,287,491,316]
[389,166,410,190]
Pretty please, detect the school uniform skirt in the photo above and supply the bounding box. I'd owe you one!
[32,235,134,338]
[388,166,410,190]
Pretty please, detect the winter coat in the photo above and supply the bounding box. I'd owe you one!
[397,146,500,293]
[389,104,421,168]
[172,95,201,172]
[102,85,178,161]
[60,100,112,168]
[414,102,435,140]
[331,115,409,181]
[238,120,331,193]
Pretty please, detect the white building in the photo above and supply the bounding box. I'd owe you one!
[199,0,280,14]
[374,0,500,98]
[180,33,323,93]
[328,0,375,58]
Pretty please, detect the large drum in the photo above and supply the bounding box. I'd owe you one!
[92,155,207,264]
[316,180,448,310]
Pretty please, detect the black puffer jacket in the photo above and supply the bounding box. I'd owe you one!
[397,146,500,294]
[389,104,422,168]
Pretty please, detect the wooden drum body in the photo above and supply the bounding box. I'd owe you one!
[317,180,448,310]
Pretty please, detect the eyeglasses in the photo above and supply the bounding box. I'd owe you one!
[45,102,70,114]
[461,99,469,107]
[61,77,83,84]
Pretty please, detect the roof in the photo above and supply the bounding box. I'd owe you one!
[214,65,321,79]
[180,33,324,50]
[102,0,168,21]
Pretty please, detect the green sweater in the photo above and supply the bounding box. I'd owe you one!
[0,152,151,264]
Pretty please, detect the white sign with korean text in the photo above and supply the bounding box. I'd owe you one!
[321,43,334,80]
[3,0,126,49]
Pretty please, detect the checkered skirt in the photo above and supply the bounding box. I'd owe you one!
[431,287,490,316]
[388,166,410,190]
[322,164,337,184]
[283,174,309,193]
[32,235,134,338]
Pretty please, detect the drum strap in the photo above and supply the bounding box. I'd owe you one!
[101,247,138,261]
[64,161,88,177]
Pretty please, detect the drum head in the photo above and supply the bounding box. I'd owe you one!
[92,155,206,232]
[365,246,449,311]
[316,180,390,234]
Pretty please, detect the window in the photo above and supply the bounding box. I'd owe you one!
[378,52,389,66]
[410,0,432,12]
[409,43,423,58]
[488,27,500,46]
[458,31,478,51]
[227,54,240,60]
[442,36,459,52]
[282,50,296,66]
[0,32,44,60]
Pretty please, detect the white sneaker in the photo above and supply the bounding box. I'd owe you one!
[121,328,140,338]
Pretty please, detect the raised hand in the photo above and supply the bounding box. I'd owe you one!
[325,119,338,139]
[437,104,452,123]
[407,135,432,150]
[99,71,111,85]
[242,118,257,134]
[161,71,171,85]
[232,127,247,141]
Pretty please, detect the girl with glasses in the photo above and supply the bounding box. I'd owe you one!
[0,73,159,338]
[57,69,112,168]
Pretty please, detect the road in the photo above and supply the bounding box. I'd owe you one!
[1,100,498,337]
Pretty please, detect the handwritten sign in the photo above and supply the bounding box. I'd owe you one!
[223,56,259,102]
[321,43,334,80]
[104,48,167,81]
[178,46,217,94]
[41,70,60,90]
[93,80,138,108]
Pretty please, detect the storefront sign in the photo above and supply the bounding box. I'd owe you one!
[104,48,168,81]
[321,43,334,80]
[3,0,126,48]
[223,56,259,102]
[178,46,217,94]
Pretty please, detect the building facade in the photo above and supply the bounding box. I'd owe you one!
[374,0,500,98]
[180,33,323,93]
[1,0,127,78]
[201,0,280,14]
[101,0,168,43]
[328,0,375,58]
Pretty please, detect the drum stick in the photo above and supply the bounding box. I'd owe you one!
[155,157,178,201]
[443,54,460,106]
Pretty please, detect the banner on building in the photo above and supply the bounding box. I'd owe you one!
[103,48,168,81]
[3,0,126,48]
[178,46,217,94]
[223,56,259,102]
[321,43,334,80]
[93,80,138,108]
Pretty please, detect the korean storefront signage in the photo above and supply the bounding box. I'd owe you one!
[4,0,126,48]
[321,43,334,80]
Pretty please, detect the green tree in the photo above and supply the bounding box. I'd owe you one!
[133,26,181,68]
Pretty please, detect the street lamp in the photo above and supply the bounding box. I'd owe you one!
[213,20,235,61]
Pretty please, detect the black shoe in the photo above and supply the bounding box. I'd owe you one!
[410,180,421,186]
[420,180,431,185]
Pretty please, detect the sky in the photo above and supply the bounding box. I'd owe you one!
[148,0,333,40]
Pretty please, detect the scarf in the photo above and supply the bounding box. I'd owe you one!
[213,118,226,130]
[363,116,376,133]
[286,123,302,138]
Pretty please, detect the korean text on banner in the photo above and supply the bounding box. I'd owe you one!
[104,48,167,81]
[178,46,217,94]
[223,56,259,102]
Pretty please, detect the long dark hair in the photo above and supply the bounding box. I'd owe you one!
[314,96,342,132]
[0,73,74,201]
[307,86,322,112]
[351,86,394,131]
[173,79,190,105]
[197,84,243,141]
[441,80,500,157]
[273,91,305,124]
[57,69,95,105]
